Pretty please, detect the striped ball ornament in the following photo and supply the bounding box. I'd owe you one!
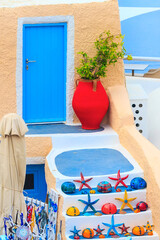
[61,182,76,194]
[136,201,148,211]
[101,203,117,214]
[132,226,145,236]
[66,206,80,216]
[97,181,112,193]
[82,228,94,238]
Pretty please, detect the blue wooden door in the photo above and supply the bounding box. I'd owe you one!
[24,164,47,202]
[23,23,67,123]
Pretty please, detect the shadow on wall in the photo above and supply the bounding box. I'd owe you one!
[148,87,160,150]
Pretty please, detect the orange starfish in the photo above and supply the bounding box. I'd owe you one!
[115,190,136,212]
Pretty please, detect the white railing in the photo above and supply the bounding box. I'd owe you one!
[124,56,160,77]
[124,56,160,62]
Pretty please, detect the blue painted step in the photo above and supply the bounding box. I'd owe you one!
[26,124,104,135]
[55,148,134,177]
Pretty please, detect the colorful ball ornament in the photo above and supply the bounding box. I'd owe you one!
[101,203,117,214]
[61,182,76,194]
[136,201,148,211]
[82,228,94,238]
[132,226,145,236]
[97,181,112,193]
[66,206,80,216]
[130,177,147,190]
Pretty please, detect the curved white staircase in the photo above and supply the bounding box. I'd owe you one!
[46,126,159,240]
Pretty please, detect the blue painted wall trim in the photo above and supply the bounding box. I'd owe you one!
[118,0,160,8]
[23,23,67,123]
[24,164,47,202]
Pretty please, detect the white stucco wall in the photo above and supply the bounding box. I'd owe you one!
[126,76,160,150]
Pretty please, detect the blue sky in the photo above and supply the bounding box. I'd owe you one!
[118,0,160,8]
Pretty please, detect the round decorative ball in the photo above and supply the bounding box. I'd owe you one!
[82,228,94,238]
[136,201,148,211]
[61,182,76,194]
[130,177,147,190]
[0,236,8,240]
[132,226,145,236]
[66,206,80,216]
[101,203,117,214]
[97,181,112,193]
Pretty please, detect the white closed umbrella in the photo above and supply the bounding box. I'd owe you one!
[0,113,28,228]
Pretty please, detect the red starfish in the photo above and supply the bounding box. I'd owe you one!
[93,225,105,236]
[118,224,130,234]
[108,170,129,189]
[74,172,93,191]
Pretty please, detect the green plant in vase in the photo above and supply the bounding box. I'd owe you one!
[72,31,126,130]
[76,30,126,82]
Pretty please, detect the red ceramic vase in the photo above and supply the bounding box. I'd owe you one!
[72,80,109,130]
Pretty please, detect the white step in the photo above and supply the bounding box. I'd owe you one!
[56,171,144,191]
[66,232,159,240]
[51,126,119,148]
[63,189,146,212]
[65,210,153,236]
[45,126,159,240]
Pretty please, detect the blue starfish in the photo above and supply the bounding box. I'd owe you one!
[78,193,99,214]
[102,215,124,237]
[70,226,81,237]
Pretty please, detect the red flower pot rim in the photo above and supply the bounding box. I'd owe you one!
[75,78,100,91]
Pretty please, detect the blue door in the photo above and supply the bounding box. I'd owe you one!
[24,164,47,202]
[23,23,67,123]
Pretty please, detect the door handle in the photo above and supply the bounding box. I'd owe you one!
[26,59,36,64]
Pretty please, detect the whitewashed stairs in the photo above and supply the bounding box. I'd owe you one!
[46,126,159,240]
